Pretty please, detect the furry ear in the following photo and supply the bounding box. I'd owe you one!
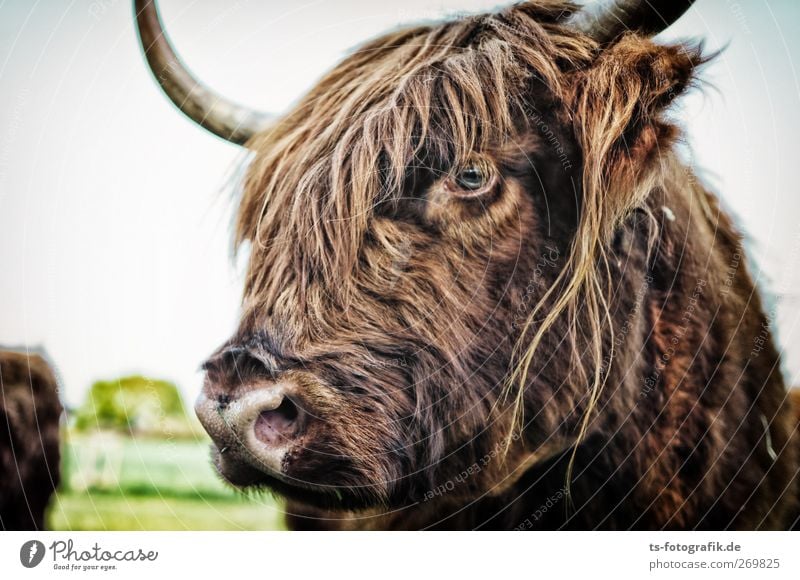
[568,35,703,240]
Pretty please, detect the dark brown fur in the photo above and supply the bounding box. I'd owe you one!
[201,2,800,529]
[0,349,62,530]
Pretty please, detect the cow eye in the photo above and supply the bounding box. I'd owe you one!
[445,159,496,196]
[456,165,487,189]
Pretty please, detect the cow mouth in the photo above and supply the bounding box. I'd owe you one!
[210,444,356,509]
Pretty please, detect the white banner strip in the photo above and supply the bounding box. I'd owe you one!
[1,531,798,579]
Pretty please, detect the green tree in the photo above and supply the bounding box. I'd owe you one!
[74,375,194,436]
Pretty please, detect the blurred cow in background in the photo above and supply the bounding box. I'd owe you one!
[0,349,63,530]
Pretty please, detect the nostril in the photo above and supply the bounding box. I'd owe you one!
[254,396,300,446]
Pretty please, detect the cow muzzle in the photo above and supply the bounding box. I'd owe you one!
[194,382,304,484]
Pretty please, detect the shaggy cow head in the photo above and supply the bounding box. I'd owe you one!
[136,0,700,511]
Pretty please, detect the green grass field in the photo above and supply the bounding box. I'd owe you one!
[47,433,285,530]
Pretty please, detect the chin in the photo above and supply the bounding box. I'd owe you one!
[211,446,386,511]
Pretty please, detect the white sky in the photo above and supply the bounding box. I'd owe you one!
[1,0,800,408]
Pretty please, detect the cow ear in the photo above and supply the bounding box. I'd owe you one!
[568,36,704,238]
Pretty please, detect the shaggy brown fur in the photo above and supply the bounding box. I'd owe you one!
[0,349,62,530]
[199,2,800,529]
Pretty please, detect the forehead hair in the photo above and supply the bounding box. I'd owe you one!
[235,2,594,312]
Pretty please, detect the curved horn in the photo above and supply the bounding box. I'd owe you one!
[134,0,273,146]
[565,0,696,44]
